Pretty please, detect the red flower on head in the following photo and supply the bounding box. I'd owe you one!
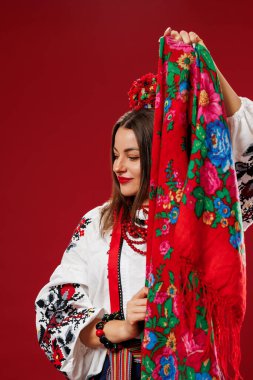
[128,73,158,111]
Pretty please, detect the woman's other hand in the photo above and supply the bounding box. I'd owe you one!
[163,27,207,49]
[126,286,148,325]
[80,286,148,347]
[123,286,148,339]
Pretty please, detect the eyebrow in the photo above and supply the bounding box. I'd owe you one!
[113,147,139,153]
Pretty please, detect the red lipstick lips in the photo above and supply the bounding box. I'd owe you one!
[117,176,133,184]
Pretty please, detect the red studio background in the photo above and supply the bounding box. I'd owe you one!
[1,1,252,379]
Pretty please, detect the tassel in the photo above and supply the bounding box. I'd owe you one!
[213,301,244,380]
[179,258,244,380]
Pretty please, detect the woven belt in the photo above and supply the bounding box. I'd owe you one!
[108,339,141,380]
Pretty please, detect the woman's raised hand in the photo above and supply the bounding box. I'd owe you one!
[163,27,207,49]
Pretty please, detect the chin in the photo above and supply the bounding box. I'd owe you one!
[119,182,139,197]
[120,189,138,197]
[121,192,137,197]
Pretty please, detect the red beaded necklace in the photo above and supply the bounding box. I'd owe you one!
[121,205,149,255]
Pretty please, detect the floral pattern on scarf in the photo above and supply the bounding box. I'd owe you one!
[141,36,246,380]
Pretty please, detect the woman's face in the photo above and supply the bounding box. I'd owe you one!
[113,126,141,197]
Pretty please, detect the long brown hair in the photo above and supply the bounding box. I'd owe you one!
[99,108,154,236]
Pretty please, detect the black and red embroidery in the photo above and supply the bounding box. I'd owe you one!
[66,216,92,252]
[235,143,253,228]
[36,283,95,372]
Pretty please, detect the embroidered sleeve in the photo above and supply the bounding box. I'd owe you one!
[227,97,253,231]
[35,211,105,380]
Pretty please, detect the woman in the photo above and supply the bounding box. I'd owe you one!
[35,28,253,379]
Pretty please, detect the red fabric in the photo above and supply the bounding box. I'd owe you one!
[141,36,246,379]
[108,208,123,313]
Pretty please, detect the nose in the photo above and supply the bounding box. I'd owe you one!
[113,156,127,174]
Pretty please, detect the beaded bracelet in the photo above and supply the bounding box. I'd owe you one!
[95,311,124,351]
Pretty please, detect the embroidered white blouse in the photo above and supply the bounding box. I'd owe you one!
[35,96,253,380]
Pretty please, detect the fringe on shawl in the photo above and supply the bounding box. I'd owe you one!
[179,257,245,380]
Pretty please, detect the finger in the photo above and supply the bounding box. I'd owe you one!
[163,26,172,36]
[189,31,206,47]
[127,300,147,314]
[171,30,182,41]
[132,299,147,306]
[196,37,206,48]
[132,286,148,300]
[128,301,147,311]
[128,313,146,324]
[189,31,198,44]
[179,30,191,44]
[130,306,147,313]
[127,308,145,315]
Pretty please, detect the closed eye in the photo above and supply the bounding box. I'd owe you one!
[113,155,139,161]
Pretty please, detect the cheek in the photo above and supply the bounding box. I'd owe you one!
[132,162,141,179]
[112,159,118,173]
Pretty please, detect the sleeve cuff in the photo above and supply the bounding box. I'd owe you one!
[61,307,105,379]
